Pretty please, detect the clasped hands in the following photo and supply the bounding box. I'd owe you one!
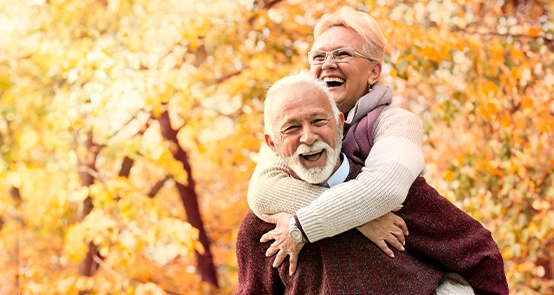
[260,208,409,276]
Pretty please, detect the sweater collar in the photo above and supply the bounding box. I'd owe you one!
[344,82,393,126]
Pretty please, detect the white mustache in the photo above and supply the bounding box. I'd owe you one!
[294,141,330,157]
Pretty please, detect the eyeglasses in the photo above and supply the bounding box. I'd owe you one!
[307,47,374,65]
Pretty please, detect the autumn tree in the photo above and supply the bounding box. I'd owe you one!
[0,0,552,294]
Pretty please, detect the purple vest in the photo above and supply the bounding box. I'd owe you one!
[342,104,386,165]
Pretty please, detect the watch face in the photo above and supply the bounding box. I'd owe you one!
[291,230,302,241]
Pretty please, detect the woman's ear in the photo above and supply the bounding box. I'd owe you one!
[367,62,382,86]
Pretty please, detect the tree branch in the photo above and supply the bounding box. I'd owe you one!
[147,175,173,198]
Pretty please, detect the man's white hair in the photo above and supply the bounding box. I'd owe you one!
[263,71,339,139]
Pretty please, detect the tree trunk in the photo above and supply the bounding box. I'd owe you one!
[158,110,219,287]
[77,132,101,295]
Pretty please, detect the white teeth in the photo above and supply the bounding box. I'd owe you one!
[323,77,345,83]
[302,150,323,156]
[302,150,323,162]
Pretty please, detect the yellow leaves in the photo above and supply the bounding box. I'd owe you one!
[527,222,540,236]
[64,224,89,263]
[514,261,536,272]
[0,0,551,293]
[532,199,551,211]
[249,52,277,71]
[156,217,202,255]
[69,186,89,202]
[74,276,94,292]
[135,282,166,295]
[161,151,189,185]
[443,169,455,182]
[89,182,113,208]
[17,128,40,148]
[84,209,117,242]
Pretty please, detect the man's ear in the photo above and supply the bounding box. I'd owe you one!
[264,134,279,155]
[367,62,382,86]
[338,112,345,134]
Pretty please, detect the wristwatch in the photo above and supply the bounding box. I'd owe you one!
[289,217,305,244]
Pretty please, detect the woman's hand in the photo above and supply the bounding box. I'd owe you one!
[260,212,305,276]
[356,211,409,258]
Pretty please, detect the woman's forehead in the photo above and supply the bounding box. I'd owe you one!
[311,26,363,50]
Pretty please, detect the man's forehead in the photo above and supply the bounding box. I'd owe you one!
[274,87,329,114]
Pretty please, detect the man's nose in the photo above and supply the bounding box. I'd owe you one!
[300,127,317,145]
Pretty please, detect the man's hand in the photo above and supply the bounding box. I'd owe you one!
[260,212,304,275]
[356,211,408,258]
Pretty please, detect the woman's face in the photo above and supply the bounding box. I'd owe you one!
[310,26,377,114]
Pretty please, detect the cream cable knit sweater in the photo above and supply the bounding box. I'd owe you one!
[247,105,425,242]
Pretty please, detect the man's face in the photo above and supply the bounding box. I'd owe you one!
[266,85,344,184]
[310,26,376,114]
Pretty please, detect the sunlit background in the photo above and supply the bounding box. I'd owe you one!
[0,0,553,294]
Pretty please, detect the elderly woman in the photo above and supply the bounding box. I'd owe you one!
[247,7,508,294]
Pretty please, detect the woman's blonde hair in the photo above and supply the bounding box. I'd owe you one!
[314,7,386,63]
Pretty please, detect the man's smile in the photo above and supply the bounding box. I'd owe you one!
[300,150,324,162]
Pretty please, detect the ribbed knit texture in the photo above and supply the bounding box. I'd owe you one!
[237,158,440,295]
[248,93,425,242]
[237,173,509,294]
[236,210,443,295]
[342,110,508,294]
[244,84,508,293]
[437,273,474,295]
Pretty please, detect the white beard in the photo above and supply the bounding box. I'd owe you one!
[276,138,341,185]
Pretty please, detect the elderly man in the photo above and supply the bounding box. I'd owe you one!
[236,72,508,294]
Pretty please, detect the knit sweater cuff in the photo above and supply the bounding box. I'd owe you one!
[295,206,326,242]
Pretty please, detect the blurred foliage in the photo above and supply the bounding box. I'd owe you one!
[0,0,552,294]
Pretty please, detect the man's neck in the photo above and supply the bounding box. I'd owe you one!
[324,154,349,188]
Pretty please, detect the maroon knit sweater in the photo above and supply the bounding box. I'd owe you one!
[237,106,508,294]
[236,159,445,295]
[342,105,508,294]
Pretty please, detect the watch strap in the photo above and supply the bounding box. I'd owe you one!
[293,214,309,243]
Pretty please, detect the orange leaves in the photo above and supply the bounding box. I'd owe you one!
[537,116,554,133]
[488,38,505,64]
[527,27,541,38]
[509,46,525,62]
[0,0,552,293]
[483,158,505,178]
[474,81,501,121]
